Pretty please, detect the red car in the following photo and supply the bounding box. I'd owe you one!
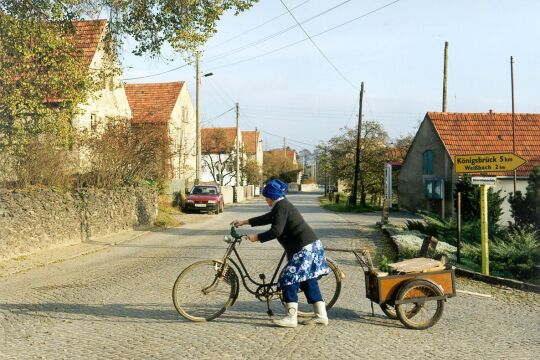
[184,185,224,214]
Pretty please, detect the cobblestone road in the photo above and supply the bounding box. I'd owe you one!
[0,193,538,359]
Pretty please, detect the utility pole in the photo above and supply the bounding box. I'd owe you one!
[236,102,240,187]
[351,82,364,206]
[283,137,286,159]
[195,51,201,185]
[510,56,516,193]
[442,41,448,112]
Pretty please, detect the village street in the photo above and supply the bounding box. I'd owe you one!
[0,193,538,359]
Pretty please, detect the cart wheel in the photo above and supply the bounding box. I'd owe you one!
[380,303,398,320]
[395,279,445,330]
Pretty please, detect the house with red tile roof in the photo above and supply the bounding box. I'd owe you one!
[201,127,245,186]
[125,82,196,191]
[264,148,298,165]
[71,20,131,131]
[398,112,540,222]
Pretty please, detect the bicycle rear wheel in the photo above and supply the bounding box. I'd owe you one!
[292,258,343,317]
[172,260,238,322]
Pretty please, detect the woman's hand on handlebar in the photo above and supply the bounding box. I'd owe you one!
[230,219,248,227]
[245,234,258,242]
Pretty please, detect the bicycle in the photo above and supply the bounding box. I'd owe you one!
[172,227,344,322]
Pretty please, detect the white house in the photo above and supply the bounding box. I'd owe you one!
[125,82,197,193]
[201,127,246,186]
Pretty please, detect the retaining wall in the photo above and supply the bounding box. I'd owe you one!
[0,187,157,261]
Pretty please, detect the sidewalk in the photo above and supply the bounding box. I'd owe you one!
[0,197,261,278]
[0,228,154,278]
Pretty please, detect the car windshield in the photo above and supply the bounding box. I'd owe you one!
[190,186,218,195]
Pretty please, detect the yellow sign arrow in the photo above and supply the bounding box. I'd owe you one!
[455,153,526,173]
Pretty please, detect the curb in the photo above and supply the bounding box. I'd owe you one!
[454,267,540,294]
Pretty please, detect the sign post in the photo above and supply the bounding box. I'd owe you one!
[479,184,490,275]
[455,152,526,275]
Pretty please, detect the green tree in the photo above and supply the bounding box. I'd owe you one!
[454,174,505,240]
[0,15,95,152]
[1,0,258,56]
[508,167,540,230]
[318,120,391,206]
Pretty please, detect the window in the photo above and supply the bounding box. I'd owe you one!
[424,178,444,200]
[90,113,97,131]
[423,150,433,175]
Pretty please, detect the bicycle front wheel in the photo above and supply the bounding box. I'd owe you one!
[172,260,238,322]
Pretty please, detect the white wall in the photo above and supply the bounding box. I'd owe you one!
[493,177,528,224]
[169,86,196,184]
[73,35,131,131]
[201,153,238,186]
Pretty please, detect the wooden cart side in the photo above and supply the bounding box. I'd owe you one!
[376,269,456,304]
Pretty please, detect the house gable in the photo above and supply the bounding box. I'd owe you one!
[71,20,108,68]
[202,127,239,154]
[428,112,540,176]
[125,82,184,124]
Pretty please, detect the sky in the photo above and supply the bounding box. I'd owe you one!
[121,0,540,152]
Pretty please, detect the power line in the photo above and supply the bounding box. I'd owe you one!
[123,61,192,80]
[280,0,357,90]
[202,106,235,126]
[207,0,314,50]
[209,0,402,71]
[241,113,317,148]
[204,0,354,64]
[122,0,402,82]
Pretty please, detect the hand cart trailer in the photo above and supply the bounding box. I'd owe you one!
[327,248,456,330]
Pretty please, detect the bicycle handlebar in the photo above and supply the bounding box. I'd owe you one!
[223,226,246,244]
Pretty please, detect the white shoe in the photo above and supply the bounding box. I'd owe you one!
[272,302,298,328]
[302,301,328,326]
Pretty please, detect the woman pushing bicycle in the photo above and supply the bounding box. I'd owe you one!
[231,179,330,328]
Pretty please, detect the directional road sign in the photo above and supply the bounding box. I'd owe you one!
[472,177,497,185]
[455,153,526,173]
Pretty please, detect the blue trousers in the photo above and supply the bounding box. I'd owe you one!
[282,278,323,304]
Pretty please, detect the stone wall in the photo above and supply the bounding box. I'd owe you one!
[0,187,157,261]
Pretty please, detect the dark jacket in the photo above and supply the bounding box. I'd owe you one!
[248,198,318,256]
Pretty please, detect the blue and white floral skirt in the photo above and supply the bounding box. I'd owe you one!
[278,240,330,288]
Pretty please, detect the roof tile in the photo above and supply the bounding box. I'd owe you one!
[125,82,184,124]
[428,112,540,176]
[202,127,237,153]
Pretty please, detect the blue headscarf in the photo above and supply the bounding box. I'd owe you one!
[262,179,288,200]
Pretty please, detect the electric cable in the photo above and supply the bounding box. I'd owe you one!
[204,0,354,63]
[208,0,402,70]
[207,0,314,50]
[280,0,357,90]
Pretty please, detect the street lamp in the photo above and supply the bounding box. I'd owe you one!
[195,50,213,185]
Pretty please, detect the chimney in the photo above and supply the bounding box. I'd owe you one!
[489,109,493,114]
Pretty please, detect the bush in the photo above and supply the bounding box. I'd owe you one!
[491,230,540,280]
[454,174,505,227]
[405,215,457,245]
[81,118,172,189]
[1,136,75,189]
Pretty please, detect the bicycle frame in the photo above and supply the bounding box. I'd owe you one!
[219,236,287,301]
